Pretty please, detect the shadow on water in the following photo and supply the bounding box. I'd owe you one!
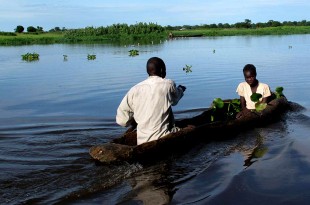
[65,105,310,205]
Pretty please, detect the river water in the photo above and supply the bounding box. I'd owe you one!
[1,35,310,204]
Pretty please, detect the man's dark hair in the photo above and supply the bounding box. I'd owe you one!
[243,64,257,76]
[146,57,166,77]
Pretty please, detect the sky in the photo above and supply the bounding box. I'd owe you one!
[1,0,310,32]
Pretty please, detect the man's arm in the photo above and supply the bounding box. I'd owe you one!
[262,85,272,103]
[240,96,246,110]
[116,93,134,127]
[236,96,250,119]
[170,83,186,106]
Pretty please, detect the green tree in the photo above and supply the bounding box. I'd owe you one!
[36,26,43,32]
[244,19,252,28]
[27,26,37,32]
[14,25,24,33]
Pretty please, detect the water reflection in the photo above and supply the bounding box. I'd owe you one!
[118,164,174,205]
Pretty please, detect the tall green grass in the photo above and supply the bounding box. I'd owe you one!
[0,32,65,45]
[170,26,310,37]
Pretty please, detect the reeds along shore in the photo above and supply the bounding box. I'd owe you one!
[1,26,310,46]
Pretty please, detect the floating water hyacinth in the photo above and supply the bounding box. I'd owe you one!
[21,52,39,61]
[87,54,96,60]
[129,49,139,56]
[183,64,192,73]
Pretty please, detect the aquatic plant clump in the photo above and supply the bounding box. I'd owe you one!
[250,93,267,112]
[21,52,39,61]
[275,87,284,99]
[250,86,285,112]
[211,98,241,121]
[183,64,192,73]
[129,49,139,56]
[87,54,96,60]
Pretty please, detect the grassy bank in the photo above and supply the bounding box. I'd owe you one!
[0,32,66,45]
[170,26,310,37]
[1,26,310,45]
[0,32,166,46]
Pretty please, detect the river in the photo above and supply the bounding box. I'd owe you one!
[1,35,310,204]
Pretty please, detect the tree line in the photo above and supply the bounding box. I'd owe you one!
[14,25,67,33]
[6,19,310,36]
[167,19,310,30]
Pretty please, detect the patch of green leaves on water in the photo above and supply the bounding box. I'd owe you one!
[183,64,192,74]
[129,49,139,56]
[21,52,39,61]
[87,54,96,60]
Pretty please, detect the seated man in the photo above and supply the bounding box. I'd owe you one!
[236,64,271,118]
[116,57,186,145]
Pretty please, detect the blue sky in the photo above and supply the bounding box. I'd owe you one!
[1,0,310,32]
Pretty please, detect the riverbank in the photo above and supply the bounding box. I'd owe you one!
[0,32,66,45]
[171,26,310,37]
[1,26,310,45]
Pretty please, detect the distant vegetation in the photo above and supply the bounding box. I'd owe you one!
[171,26,310,37]
[64,22,165,42]
[167,19,310,30]
[1,20,310,45]
[169,19,310,37]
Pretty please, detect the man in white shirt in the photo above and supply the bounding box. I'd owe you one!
[116,57,186,145]
[236,64,271,118]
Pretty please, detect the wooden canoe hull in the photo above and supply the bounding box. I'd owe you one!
[90,97,295,163]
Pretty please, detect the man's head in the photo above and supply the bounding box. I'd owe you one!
[146,57,166,78]
[243,64,257,86]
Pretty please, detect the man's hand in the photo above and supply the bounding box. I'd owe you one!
[178,85,186,92]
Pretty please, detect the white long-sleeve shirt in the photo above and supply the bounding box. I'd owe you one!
[116,76,184,145]
[236,81,271,109]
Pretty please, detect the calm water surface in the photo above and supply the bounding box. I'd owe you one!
[1,35,310,204]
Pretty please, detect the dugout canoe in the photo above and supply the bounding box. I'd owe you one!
[90,97,298,164]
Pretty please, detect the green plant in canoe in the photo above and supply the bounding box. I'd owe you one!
[183,64,192,74]
[275,86,284,99]
[87,54,96,60]
[211,98,241,121]
[250,93,267,112]
[251,86,285,112]
[21,52,39,61]
[129,49,139,56]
